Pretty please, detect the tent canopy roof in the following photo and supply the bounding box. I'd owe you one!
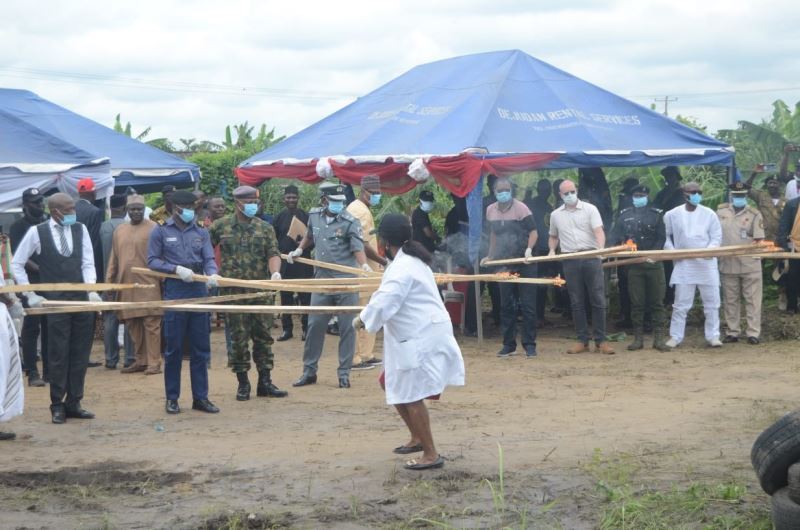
[0,88,199,192]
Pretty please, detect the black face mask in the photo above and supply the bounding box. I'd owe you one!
[384,245,395,261]
[25,204,45,219]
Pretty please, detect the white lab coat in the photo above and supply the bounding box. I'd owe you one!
[360,249,465,405]
[0,299,23,423]
[663,204,722,286]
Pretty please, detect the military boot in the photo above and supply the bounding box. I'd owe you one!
[257,370,288,398]
[236,372,251,401]
[653,330,670,352]
[627,330,644,351]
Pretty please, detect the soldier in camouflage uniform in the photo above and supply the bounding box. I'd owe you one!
[209,186,288,401]
[610,184,669,351]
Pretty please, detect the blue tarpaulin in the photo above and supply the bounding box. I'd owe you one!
[0,88,199,195]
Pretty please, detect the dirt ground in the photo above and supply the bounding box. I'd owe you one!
[1,312,797,529]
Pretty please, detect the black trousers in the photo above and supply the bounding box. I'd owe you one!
[280,291,311,333]
[21,314,48,377]
[47,312,95,408]
[618,265,631,322]
[787,259,800,312]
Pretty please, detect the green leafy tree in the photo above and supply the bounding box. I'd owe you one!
[112,113,174,152]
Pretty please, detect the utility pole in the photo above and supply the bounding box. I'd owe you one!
[653,96,678,116]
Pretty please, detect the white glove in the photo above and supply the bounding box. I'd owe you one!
[286,248,303,264]
[9,301,25,319]
[524,247,533,260]
[270,271,282,281]
[207,274,222,288]
[175,265,194,283]
[25,292,47,308]
[88,291,103,303]
[479,256,490,267]
[361,263,373,273]
[352,315,365,331]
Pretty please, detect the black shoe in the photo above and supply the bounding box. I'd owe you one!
[292,374,317,387]
[301,330,307,341]
[50,405,66,424]
[338,376,350,388]
[525,346,537,358]
[351,361,375,371]
[166,400,180,414]
[0,431,15,441]
[65,407,95,419]
[122,361,135,369]
[28,372,45,387]
[722,335,739,343]
[366,358,383,366]
[747,336,760,345]
[257,382,288,398]
[496,346,516,358]
[236,372,251,401]
[276,330,293,342]
[192,399,220,413]
[105,363,117,370]
[87,361,102,368]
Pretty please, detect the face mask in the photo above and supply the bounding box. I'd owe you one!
[327,201,344,215]
[369,193,382,207]
[60,214,77,226]
[495,191,512,203]
[632,196,648,208]
[26,204,45,218]
[562,192,578,206]
[688,193,702,206]
[420,200,433,212]
[241,203,259,218]
[178,207,195,223]
[732,197,747,208]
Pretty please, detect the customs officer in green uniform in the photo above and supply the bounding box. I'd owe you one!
[209,186,288,401]
[610,185,669,351]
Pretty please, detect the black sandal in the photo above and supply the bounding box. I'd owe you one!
[393,444,423,454]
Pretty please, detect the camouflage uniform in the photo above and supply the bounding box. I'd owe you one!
[209,214,280,373]
[150,205,170,226]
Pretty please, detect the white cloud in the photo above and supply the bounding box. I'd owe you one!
[1,0,798,147]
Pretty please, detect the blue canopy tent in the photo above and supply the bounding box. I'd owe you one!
[0,88,200,196]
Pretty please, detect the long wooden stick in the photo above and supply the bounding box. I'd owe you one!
[279,254,382,277]
[602,246,782,268]
[482,243,635,267]
[29,302,363,316]
[605,242,778,260]
[131,267,370,293]
[0,282,157,294]
[27,292,269,316]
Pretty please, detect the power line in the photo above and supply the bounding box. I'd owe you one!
[653,95,678,116]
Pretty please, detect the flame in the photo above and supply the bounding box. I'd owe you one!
[624,239,638,251]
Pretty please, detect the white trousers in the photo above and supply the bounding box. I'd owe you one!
[669,283,720,344]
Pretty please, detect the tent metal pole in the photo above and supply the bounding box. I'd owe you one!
[474,258,483,346]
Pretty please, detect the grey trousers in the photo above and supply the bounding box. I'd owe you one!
[562,258,607,344]
[302,292,358,378]
[103,310,134,367]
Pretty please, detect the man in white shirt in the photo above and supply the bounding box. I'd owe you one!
[11,193,102,424]
[663,182,723,348]
[548,180,614,355]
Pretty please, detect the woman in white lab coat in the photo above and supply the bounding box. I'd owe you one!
[354,214,464,470]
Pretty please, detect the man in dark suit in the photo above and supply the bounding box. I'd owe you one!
[75,178,105,283]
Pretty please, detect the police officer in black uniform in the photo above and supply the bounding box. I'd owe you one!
[610,185,669,351]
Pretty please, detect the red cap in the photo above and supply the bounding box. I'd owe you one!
[77,178,96,193]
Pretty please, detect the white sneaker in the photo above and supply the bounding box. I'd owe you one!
[708,338,723,348]
[664,338,679,349]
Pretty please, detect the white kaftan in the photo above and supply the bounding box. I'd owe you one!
[360,249,465,405]
[663,204,722,286]
[0,279,23,422]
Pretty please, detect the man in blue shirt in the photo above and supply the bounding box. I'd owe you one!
[147,190,221,415]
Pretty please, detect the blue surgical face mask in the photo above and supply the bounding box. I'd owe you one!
[632,196,648,208]
[178,207,195,223]
[241,203,259,218]
[688,193,702,206]
[732,196,747,208]
[327,201,344,215]
[420,200,433,212]
[495,190,512,203]
[60,213,77,226]
[369,193,382,207]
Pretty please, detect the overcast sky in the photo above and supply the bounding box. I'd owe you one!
[2,0,798,147]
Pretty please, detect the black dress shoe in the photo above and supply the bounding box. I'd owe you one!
[50,406,66,424]
[87,361,102,368]
[257,382,288,398]
[165,399,181,414]
[722,335,739,343]
[276,330,293,342]
[105,363,117,370]
[747,336,760,345]
[338,376,350,389]
[65,407,95,419]
[292,374,317,387]
[28,372,45,387]
[0,431,16,441]
[192,399,220,413]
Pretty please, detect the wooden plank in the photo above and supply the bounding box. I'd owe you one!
[482,243,635,267]
[27,292,268,315]
[29,303,364,316]
[279,254,382,277]
[0,282,157,294]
